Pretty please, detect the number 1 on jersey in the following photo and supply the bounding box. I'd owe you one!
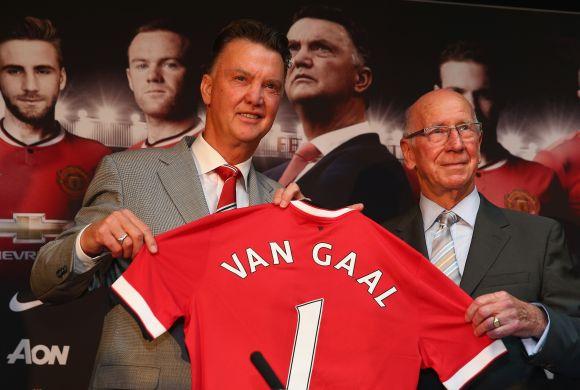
[286,299,324,390]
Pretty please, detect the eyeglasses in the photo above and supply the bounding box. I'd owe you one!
[404,122,482,144]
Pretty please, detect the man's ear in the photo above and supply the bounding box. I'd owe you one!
[200,74,212,106]
[476,130,483,164]
[126,68,134,92]
[400,139,417,171]
[354,66,372,93]
[59,67,67,91]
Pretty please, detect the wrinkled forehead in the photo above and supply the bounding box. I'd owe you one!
[212,38,285,79]
[287,18,353,47]
[412,93,474,128]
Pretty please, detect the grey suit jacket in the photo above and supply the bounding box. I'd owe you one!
[31,137,281,389]
[383,195,580,388]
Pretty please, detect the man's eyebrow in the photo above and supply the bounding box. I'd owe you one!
[1,64,24,71]
[264,77,283,85]
[130,57,182,64]
[309,38,338,48]
[34,64,57,70]
[288,38,337,47]
[228,68,251,75]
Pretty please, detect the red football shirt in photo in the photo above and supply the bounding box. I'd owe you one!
[535,131,580,221]
[0,125,110,287]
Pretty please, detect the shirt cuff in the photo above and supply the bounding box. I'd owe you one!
[73,224,100,273]
[521,303,551,356]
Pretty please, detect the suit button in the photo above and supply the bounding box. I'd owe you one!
[56,265,68,278]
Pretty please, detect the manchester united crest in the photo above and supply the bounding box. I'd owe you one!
[504,189,540,215]
[56,166,89,198]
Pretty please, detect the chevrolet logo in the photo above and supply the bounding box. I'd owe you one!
[0,213,71,244]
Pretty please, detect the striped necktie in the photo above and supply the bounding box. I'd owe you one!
[430,211,461,285]
[215,164,240,213]
[278,142,321,186]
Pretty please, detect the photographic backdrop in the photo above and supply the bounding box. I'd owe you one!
[1,1,578,388]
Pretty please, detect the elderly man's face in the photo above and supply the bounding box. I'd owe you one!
[200,38,285,152]
[285,18,362,104]
[401,91,481,199]
[439,60,494,123]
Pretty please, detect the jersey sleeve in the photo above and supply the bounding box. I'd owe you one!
[414,258,507,389]
[112,221,212,339]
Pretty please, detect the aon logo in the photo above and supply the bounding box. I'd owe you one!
[6,339,69,365]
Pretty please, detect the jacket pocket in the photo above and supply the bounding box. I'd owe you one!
[478,272,530,289]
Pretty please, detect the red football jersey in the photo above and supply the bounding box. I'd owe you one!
[0,126,110,288]
[475,154,567,218]
[535,131,580,221]
[113,201,506,389]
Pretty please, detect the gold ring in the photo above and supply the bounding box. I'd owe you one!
[493,316,501,329]
[117,233,128,243]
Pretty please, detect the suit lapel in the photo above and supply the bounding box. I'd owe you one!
[460,196,511,295]
[248,166,276,206]
[298,133,380,184]
[157,138,210,223]
[391,206,429,258]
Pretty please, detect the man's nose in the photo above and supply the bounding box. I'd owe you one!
[446,127,466,151]
[245,82,264,106]
[147,65,163,83]
[292,47,313,68]
[23,72,39,92]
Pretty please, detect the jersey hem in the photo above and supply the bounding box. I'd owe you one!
[112,275,167,338]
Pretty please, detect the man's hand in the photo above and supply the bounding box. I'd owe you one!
[465,291,548,339]
[273,182,304,207]
[272,182,365,211]
[80,209,157,259]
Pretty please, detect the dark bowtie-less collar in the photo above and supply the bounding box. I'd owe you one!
[0,118,61,147]
[144,126,196,147]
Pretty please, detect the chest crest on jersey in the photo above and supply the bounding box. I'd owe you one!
[56,166,89,198]
[504,189,539,215]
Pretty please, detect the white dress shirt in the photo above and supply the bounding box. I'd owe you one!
[421,188,479,277]
[420,187,549,356]
[190,133,251,213]
[296,121,374,180]
[74,133,252,272]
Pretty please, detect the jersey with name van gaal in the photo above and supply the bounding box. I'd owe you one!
[113,201,506,390]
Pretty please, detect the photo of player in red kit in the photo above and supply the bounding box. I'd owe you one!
[0,17,110,298]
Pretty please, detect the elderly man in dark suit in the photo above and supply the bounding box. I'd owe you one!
[384,89,580,388]
[266,5,411,223]
[30,20,301,389]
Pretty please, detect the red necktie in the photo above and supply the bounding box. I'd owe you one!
[215,164,241,213]
[279,142,321,186]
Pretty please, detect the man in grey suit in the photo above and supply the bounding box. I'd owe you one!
[383,89,580,388]
[30,20,298,389]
